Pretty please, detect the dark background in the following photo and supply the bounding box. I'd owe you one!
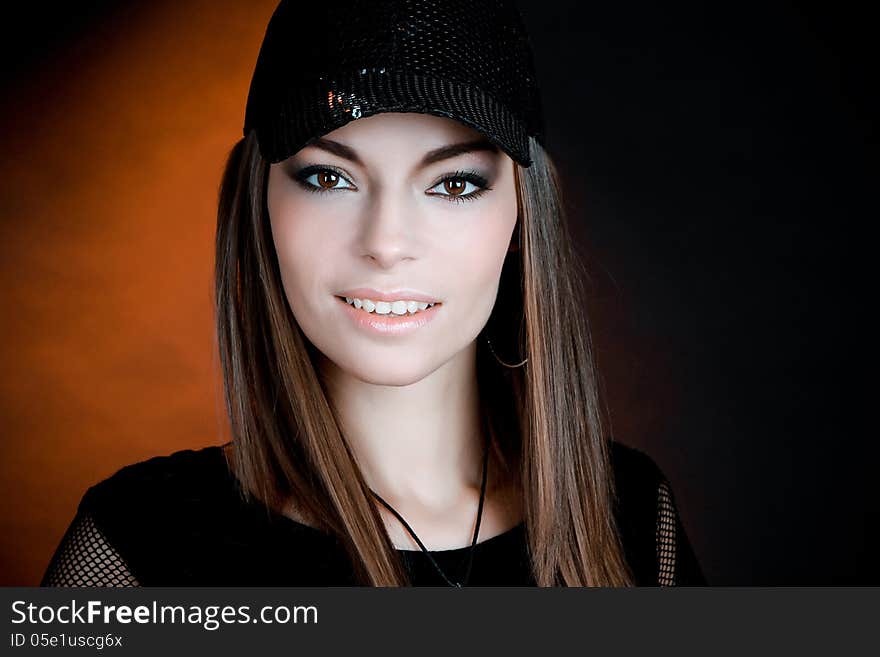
[3,1,873,585]
[515,0,874,585]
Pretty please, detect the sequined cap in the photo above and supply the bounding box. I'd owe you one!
[243,0,545,167]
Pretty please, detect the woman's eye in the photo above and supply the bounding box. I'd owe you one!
[293,166,490,203]
[428,172,492,203]
[294,166,356,193]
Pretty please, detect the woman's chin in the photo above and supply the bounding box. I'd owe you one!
[334,352,440,387]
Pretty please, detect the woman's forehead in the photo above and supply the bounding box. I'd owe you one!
[285,112,509,175]
[324,112,485,149]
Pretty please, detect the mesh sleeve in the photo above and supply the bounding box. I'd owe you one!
[656,478,707,586]
[40,510,140,587]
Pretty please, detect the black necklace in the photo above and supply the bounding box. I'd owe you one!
[369,432,489,587]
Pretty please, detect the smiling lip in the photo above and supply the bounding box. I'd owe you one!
[335,295,442,335]
[336,288,440,303]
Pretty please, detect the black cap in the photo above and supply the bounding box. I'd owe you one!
[243,0,545,167]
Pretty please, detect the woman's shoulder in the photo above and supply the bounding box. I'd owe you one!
[41,444,239,587]
[608,438,707,586]
[73,444,241,583]
[79,443,230,515]
[607,439,665,535]
[608,438,668,511]
[45,443,352,586]
[64,445,302,586]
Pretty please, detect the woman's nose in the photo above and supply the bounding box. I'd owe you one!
[358,190,419,268]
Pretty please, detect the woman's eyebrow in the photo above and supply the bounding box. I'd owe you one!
[307,137,499,168]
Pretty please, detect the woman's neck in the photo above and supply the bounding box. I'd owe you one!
[320,342,485,507]
[314,341,523,549]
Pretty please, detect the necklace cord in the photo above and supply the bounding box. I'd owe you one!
[370,430,490,587]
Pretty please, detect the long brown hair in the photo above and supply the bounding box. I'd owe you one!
[214,129,635,586]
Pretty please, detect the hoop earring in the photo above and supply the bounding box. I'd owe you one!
[484,334,528,368]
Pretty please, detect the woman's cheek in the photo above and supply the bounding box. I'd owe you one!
[270,219,320,321]
[445,244,508,333]
[461,208,515,281]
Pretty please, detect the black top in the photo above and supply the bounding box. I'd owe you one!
[41,441,707,586]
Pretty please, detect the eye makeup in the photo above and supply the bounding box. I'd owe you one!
[428,169,492,203]
[292,164,356,194]
[287,162,495,204]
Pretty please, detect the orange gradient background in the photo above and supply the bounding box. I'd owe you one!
[0,0,280,585]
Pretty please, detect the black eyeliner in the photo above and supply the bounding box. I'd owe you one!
[293,163,352,183]
[436,168,492,190]
[291,163,356,194]
[289,164,493,202]
[431,169,493,203]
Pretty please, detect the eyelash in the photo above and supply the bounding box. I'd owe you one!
[292,165,492,204]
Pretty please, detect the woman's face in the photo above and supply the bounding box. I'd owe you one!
[266,112,518,385]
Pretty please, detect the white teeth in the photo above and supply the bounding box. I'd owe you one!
[342,297,436,315]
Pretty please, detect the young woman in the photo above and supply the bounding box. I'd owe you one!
[41,0,706,587]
